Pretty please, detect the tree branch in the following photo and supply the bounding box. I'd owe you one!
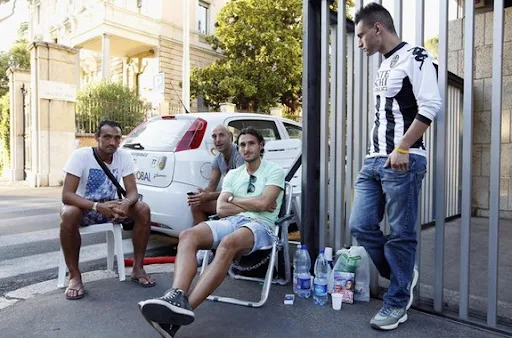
[0,0,19,25]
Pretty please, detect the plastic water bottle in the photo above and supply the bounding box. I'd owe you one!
[296,245,312,299]
[292,244,302,295]
[313,248,329,305]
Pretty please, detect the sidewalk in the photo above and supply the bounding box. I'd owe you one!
[0,272,504,338]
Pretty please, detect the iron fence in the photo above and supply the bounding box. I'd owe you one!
[302,0,510,333]
[75,98,153,135]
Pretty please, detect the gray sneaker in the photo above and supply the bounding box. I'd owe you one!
[138,301,181,337]
[407,266,419,310]
[370,305,408,330]
[140,288,195,326]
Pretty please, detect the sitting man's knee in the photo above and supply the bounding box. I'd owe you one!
[133,201,150,224]
[216,236,238,257]
[179,227,200,244]
[60,205,82,229]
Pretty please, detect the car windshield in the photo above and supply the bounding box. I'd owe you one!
[123,119,191,152]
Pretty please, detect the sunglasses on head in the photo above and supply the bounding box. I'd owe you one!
[247,175,257,193]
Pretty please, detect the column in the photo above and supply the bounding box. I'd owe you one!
[102,33,110,80]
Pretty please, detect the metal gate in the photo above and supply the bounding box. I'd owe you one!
[301,0,511,334]
[21,83,31,178]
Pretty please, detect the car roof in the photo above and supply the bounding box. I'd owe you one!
[152,112,301,127]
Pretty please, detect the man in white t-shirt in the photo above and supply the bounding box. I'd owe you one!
[61,120,155,300]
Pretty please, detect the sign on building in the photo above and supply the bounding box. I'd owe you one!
[39,81,77,102]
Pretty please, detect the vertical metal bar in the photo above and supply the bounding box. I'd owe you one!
[448,88,453,216]
[319,0,330,250]
[353,0,364,182]
[394,0,402,38]
[345,34,355,244]
[415,0,424,46]
[329,25,338,249]
[302,0,321,262]
[372,0,382,81]
[335,1,347,252]
[414,0,425,307]
[362,54,369,162]
[434,0,449,313]
[487,0,504,327]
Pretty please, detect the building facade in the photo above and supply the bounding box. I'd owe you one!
[27,0,227,114]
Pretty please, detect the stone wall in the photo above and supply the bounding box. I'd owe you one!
[158,37,223,114]
[448,8,512,217]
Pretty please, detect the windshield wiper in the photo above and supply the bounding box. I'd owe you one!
[123,142,145,150]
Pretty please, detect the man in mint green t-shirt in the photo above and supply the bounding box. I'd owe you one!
[139,127,285,336]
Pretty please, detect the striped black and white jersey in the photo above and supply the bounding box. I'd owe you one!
[369,42,442,158]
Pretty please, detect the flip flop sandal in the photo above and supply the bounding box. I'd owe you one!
[65,286,85,300]
[131,275,156,288]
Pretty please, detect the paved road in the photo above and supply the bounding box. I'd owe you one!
[0,183,177,296]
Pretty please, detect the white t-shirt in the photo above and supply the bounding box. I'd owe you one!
[63,147,137,202]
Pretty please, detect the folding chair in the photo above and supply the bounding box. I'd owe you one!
[200,182,293,307]
[57,222,126,288]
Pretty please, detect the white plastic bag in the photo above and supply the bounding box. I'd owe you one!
[349,246,370,302]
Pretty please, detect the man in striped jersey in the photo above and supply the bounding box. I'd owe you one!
[349,3,442,331]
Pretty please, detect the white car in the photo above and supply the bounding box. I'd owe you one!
[122,112,302,237]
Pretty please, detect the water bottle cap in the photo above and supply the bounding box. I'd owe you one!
[324,247,333,260]
[344,244,351,249]
[302,244,308,250]
[319,248,325,254]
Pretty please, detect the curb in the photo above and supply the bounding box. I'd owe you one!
[0,264,174,311]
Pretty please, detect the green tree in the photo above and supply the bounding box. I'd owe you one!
[425,35,439,61]
[76,82,148,135]
[0,94,9,174]
[191,0,354,113]
[191,0,302,113]
[0,27,29,174]
[0,38,31,97]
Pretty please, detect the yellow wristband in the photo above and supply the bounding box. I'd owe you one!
[395,148,410,154]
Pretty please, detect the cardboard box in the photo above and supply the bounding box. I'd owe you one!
[332,271,355,304]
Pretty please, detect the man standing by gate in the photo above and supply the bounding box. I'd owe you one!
[350,3,441,331]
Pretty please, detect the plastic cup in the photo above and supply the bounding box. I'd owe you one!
[331,293,343,310]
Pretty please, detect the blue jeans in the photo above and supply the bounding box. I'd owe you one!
[349,154,426,308]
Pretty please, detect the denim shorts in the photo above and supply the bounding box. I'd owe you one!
[205,215,274,255]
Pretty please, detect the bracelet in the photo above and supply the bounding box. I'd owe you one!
[395,148,410,154]
[92,202,98,211]
[124,198,133,205]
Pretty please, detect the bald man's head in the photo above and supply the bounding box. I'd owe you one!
[211,124,233,155]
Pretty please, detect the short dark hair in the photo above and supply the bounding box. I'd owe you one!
[96,120,122,136]
[236,127,265,155]
[237,127,264,145]
[354,3,396,35]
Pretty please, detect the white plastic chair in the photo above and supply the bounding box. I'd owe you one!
[57,222,126,288]
[200,182,293,307]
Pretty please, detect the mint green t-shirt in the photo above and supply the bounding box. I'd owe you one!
[222,160,285,229]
